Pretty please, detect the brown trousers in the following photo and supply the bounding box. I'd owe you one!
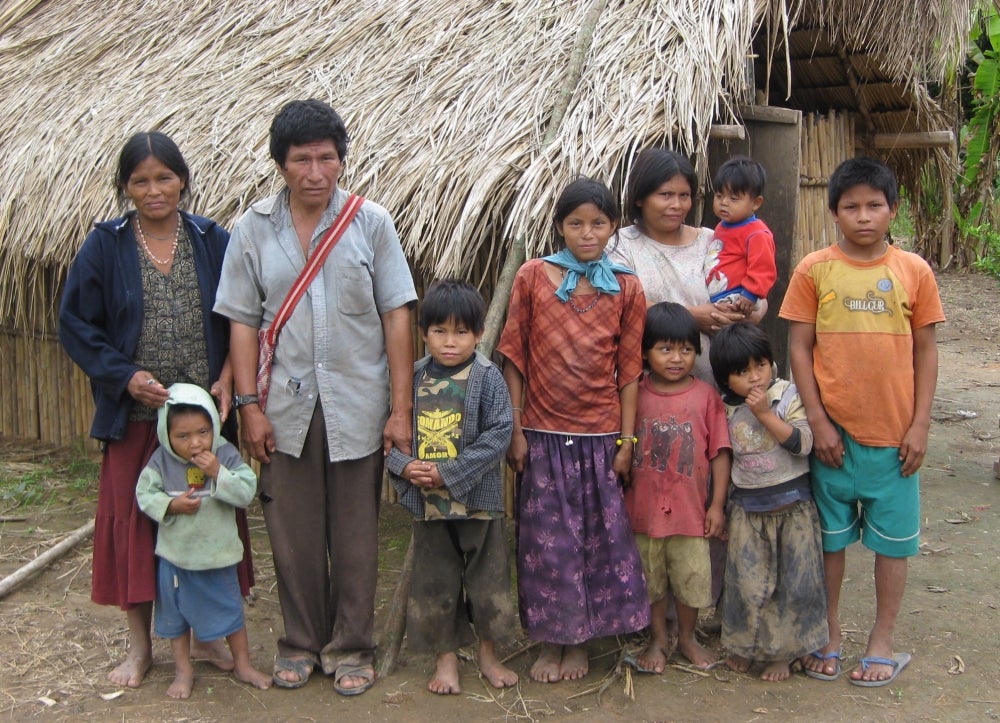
[260,404,382,674]
[406,518,516,654]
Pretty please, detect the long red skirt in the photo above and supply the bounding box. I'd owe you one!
[91,421,255,609]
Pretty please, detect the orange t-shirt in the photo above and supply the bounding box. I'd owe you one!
[779,244,945,447]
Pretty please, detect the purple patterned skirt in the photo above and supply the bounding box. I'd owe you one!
[517,431,650,644]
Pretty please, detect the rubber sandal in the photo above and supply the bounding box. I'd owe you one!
[849,652,911,687]
[803,650,842,681]
[622,653,661,674]
[272,656,314,689]
[334,663,376,696]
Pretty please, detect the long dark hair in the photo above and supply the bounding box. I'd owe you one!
[115,131,191,205]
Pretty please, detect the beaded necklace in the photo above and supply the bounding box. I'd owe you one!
[135,215,179,265]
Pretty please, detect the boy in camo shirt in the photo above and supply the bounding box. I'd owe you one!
[387,280,518,696]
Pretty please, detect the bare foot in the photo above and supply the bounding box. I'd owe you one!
[636,643,668,674]
[726,654,751,673]
[677,636,718,669]
[108,650,153,688]
[479,642,518,688]
[191,637,236,672]
[166,669,194,699]
[530,643,563,683]
[428,652,461,695]
[234,662,273,690]
[760,660,792,681]
[560,645,588,681]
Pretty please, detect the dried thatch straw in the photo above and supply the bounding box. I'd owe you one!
[0,0,970,328]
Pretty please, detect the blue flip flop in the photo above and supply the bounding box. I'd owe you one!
[803,650,842,681]
[849,652,911,687]
[622,653,661,675]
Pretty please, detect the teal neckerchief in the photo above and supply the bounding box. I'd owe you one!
[542,248,635,302]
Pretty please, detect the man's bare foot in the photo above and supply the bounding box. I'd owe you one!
[166,669,194,699]
[760,660,791,681]
[677,636,718,669]
[479,642,518,688]
[726,654,751,673]
[234,662,273,690]
[560,645,588,680]
[530,643,563,683]
[108,650,153,688]
[636,643,668,674]
[191,637,235,672]
[428,652,461,695]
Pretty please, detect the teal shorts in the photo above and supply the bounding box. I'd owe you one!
[810,430,920,558]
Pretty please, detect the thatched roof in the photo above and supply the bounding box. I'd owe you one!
[0,0,970,328]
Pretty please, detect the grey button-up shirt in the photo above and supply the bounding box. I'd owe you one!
[215,187,417,461]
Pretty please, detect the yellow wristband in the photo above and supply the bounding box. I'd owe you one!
[616,435,638,446]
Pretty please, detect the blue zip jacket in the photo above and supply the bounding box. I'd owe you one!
[59,211,232,442]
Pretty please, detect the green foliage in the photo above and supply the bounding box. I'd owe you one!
[959,5,1000,210]
[971,222,1000,279]
[0,452,99,509]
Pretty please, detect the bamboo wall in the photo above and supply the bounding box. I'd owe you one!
[0,327,97,450]
[796,110,856,262]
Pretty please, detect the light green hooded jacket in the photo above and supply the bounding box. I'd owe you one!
[136,383,257,570]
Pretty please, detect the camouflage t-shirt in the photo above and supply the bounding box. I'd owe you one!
[416,363,500,521]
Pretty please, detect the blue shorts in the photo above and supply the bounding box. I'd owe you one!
[154,559,245,641]
[810,430,920,558]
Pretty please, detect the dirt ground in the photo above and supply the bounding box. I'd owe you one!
[1,269,998,722]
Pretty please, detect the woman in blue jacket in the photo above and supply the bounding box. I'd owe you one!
[59,131,253,688]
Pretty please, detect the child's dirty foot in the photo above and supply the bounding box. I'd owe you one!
[760,660,792,681]
[428,652,461,694]
[678,637,717,669]
[108,650,153,688]
[530,644,563,683]
[636,644,668,674]
[726,654,751,673]
[560,645,589,680]
[800,644,841,679]
[166,669,194,699]
[479,644,518,688]
[191,637,235,672]
[234,662,273,690]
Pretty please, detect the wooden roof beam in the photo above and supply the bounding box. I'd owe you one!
[865,130,955,149]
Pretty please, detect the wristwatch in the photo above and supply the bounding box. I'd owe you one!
[233,394,260,409]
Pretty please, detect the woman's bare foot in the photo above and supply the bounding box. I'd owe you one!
[760,660,792,681]
[428,652,461,695]
[530,643,563,683]
[726,654,751,673]
[234,662,273,690]
[636,643,668,674]
[560,645,588,680]
[191,637,236,672]
[166,668,194,699]
[108,649,153,688]
[479,641,518,688]
[677,635,718,670]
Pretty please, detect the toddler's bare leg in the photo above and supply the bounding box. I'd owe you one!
[166,634,194,699]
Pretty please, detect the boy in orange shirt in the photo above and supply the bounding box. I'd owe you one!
[779,157,944,686]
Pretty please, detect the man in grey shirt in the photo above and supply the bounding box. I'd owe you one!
[215,99,416,696]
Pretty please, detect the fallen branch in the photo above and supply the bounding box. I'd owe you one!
[0,519,94,600]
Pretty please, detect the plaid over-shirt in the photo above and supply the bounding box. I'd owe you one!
[386,351,513,518]
[497,259,646,435]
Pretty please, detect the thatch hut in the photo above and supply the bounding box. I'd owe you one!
[0,0,970,448]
